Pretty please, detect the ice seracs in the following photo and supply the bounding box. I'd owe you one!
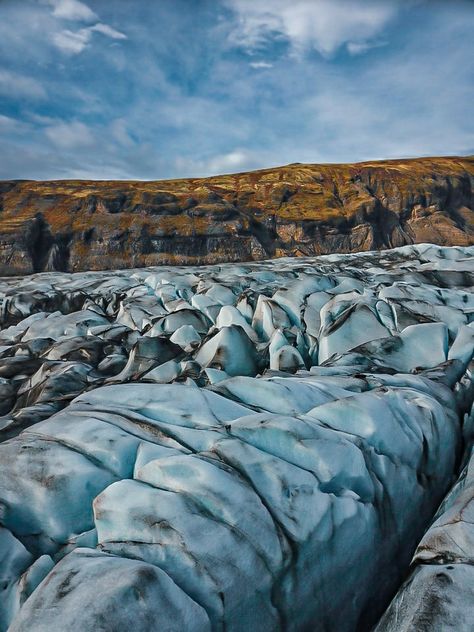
[375,439,474,631]
[0,244,473,631]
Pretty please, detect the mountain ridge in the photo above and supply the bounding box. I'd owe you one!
[0,155,473,275]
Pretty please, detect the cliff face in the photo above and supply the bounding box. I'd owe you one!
[0,156,473,275]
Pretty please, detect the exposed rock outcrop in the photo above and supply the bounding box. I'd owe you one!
[0,156,473,274]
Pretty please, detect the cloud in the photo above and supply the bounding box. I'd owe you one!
[249,60,273,68]
[110,118,134,147]
[44,0,126,55]
[52,28,90,54]
[90,23,127,40]
[346,40,386,55]
[44,120,95,149]
[47,0,97,22]
[175,150,270,177]
[0,69,46,100]
[52,22,127,54]
[0,115,27,133]
[225,0,398,57]
[206,150,252,172]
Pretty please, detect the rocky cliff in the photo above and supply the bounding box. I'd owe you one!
[0,156,473,275]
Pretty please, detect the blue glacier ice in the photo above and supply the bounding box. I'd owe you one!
[0,244,473,631]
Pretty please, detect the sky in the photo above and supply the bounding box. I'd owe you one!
[0,0,473,180]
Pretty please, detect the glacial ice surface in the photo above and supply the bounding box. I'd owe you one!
[0,244,473,631]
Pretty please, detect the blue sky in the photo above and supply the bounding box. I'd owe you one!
[0,0,473,180]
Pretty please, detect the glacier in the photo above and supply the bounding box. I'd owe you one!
[0,243,473,631]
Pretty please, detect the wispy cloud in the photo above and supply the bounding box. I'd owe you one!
[0,69,46,100]
[0,114,28,133]
[47,0,97,22]
[42,0,127,55]
[249,60,273,69]
[52,28,90,54]
[90,23,127,40]
[346,40,386,55]
[208,150,251,172]
[44,120,95,149]
[52,22,127,55]
[225,0,398,57]
[109,118,135,148]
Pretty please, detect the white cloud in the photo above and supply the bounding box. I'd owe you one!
[0,69,46,100]
[207,150,250,172]
[249,60,273,68]
[90,23,127,40]
[45,0,126,54]
[44,120,95,149]
[52,22,127,54]
[53,28,90,54]
[225,0,398,57]
[110,118,134,147]
[175,150,265,177]
[47,0,97,22]
[346,40,386,55]
[0,115,27,133]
